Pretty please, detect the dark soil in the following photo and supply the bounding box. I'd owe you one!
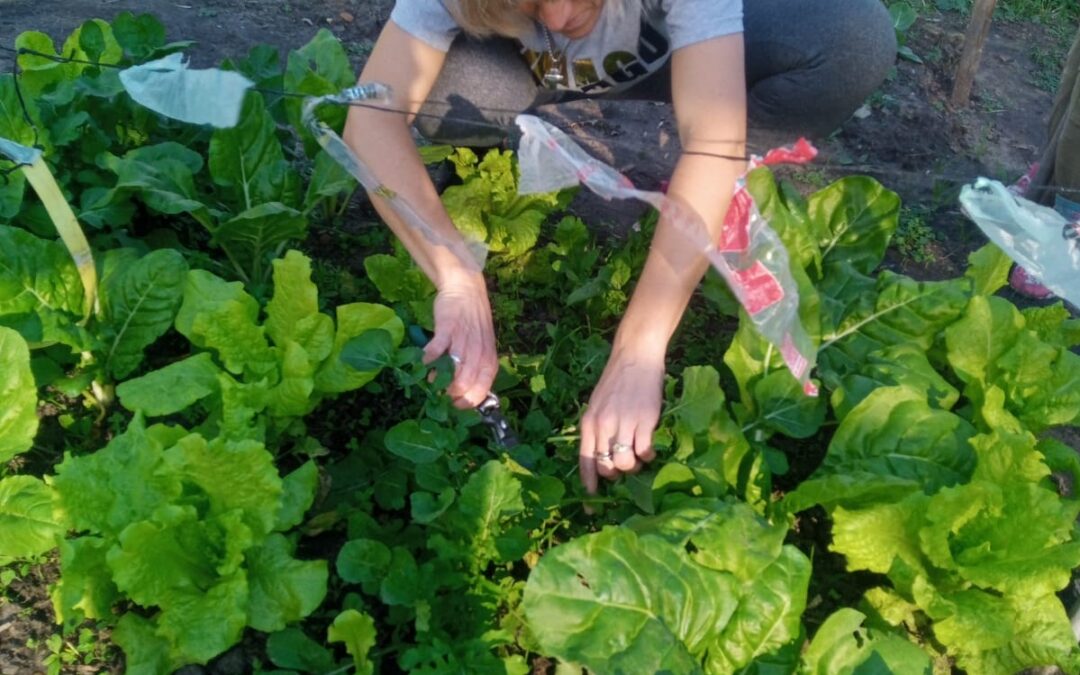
[0,1,1076,673]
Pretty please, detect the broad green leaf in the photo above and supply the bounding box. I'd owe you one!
[51,536,118,624]
[98,143,209,223]
[267,627,336,673]
[337,538,392,587]
[0,226,85,339]
[0,327,38,462]
[328,610,377,675]
[831,343,959,420]
[832,500,926,575]
[784,472,921,514]
[116,352,222,416]
[265,340,317,417]
[799,608,931,675]
[111,12,167,59]
[314,302,403,393]
[810,176,900,275]
[175,270,276,378]
[751,369,826,439]
[166,434,283,538]
[965,243,1011,296]
[303,148,357,209]
[0,74,46,149]
[708,546,812,673]
[675,365,726,435]
[747,168,822,276]
[380,546,420,606]
[275,461,319,531]
[0,476,60,561]
[246,533,328,632]
[411,488,456,524]
[524,527,738,674]
[820,272,969,377]
[385,419,446,464]
[209,93,300,209]
[0,169,25,221]
[626,500,787,583]
[821,387,976,492]
[284,29,355,155]
[213,203,307,276]
[945,295,1022,388]
[51,415,181,536]
[265,250,333,360]
[101,249,188,378]
[1022,303,1079,348]
[341,329,396,372]
[457,461,525,554]
[156,573,248,665]
[112,613,183,675]
[363,253,435,303]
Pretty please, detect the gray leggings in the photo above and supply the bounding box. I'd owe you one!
[415,0,896,146]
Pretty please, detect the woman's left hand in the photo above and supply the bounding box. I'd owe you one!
[579,344,664,495]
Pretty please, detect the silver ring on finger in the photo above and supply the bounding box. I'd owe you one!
[611,441,633,455]
[449,353,462,365]
[595,450,614,461]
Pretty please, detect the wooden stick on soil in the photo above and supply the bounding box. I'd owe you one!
[950,0,999,107]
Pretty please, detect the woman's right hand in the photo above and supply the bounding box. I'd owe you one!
[422,274,498,409]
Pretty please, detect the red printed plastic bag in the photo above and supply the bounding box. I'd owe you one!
[516,115,819,395]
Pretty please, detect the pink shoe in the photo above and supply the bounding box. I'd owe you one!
[1009,264,1055,300]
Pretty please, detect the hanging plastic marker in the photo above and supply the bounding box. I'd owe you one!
[302,85,488,271]
[119,53,253,128]
[960,178,1080,308]
[0,137,42,166]
[515,114,819,395]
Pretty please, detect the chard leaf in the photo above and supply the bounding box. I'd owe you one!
[455,461,524,561]
[363,253,435,303]
[212,203,307,278]
[116,352,222,417]
[708,546,811,673]
[303,149,357,208]
[246,533,328,632]
[810,176,900,275]
[328,610,378,675]
[821,387,976,492]
[831,343,959,420]
[51,415,182,536]
[111,12,167,60]
[748,168,822,276]
[0,327,38,463]
[314,302,403,394]
[0,73,46,149]
[524,527,739,674]
[799,608,931,675]
[101,248,188,379]
[0,476,60,561]
[52,536,118,624]
[820,272,969,377]
[0,169,25,220]
[284,29,355,155]
[831,500,927,575]
[751,369,827,439]
[385,419,446,464]
[625,500,787,583]
[175,270,276,378]
[337,538,392,589]
[0,226,85,338]
[209,93,300,209]
[98,143,209,222]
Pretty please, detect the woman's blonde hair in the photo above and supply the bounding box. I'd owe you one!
[446,0,633,40]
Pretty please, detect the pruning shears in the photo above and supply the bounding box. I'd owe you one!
[407,325,519,449]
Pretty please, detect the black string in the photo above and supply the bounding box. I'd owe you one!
[2,44,1080,200]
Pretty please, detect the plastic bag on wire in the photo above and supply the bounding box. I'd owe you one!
[960,177,1080,308]
[515,114,820,396]
[119,53,254,129]
[301,85,488,271]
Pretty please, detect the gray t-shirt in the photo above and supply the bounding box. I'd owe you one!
[389,0,742,95]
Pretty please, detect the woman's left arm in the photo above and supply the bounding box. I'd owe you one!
[579,33,747,493]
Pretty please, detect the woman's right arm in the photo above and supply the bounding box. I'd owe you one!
[343,21,498,408]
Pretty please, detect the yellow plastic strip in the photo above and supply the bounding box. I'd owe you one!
[20,157,98,320]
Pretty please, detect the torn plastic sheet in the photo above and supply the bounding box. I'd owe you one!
[961,178,1080,308]
[119,53,253,128]
[516,114,819,395]
[0,137,42,166]
[302,85,488,272]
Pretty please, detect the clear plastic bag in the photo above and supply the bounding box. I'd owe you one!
[961,178,1080,308]
[119,53,254,129]
[516,114,819,395]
